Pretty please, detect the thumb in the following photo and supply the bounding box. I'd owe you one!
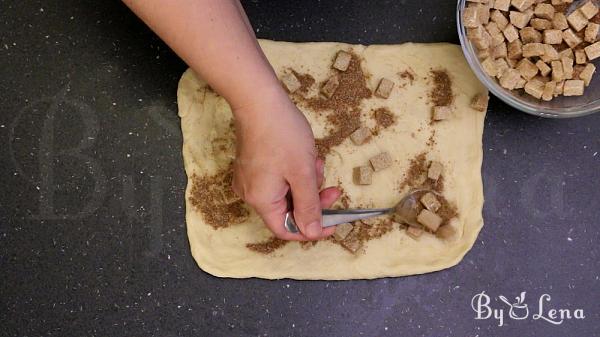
[288,167,324,240]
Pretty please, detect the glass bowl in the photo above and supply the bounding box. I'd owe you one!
[456,0,600,118]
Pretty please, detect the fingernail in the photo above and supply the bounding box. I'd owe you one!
[306,221,322,238]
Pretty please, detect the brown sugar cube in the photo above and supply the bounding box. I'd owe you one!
[536,60,552,76]
[554,80,565,96]
[463,6,481,28]
[510,11,531,29]
[579,1,599,20]
[369,152,393,171]
[573,64,586,79]
[406,226,424,240]
[491,9,510,29]
[332,50,352,71]
[281,72,301,93]
[563,29,583,48]
[503,24,520,42]
[428,161,444,180]
[490,32,506,46]
[420,192,442,212]
[567,10,589,32]
[541,81,556,101]
[563,79,585,96]
[541,44,560,62]
[477,48,492,60]
[491,42,508,58]
[495,58,510,77]
[350,126,372,145]
[531,18,553,30]
[478,3,492,25]
[585,23,599,43]
[321,75,339,98]
[522,42,545,57]
[558,47,574,60]
[507,39,523,59]
[468,2,491,25]
[375,78,394,99]
[543,29,563,44]
[523,7,535,22]
[579,63,596,86]
[511,0,535,12]
[481,57,499,77]
[486,21,502,36]
[520,27,542,43]
[552,13,570,30]
[575,49,587,64]
[436,225,456,239]
[524,79,545,99]
[551,60,564,81]
[515,77,527,89]
[517,58,539,79]
[562,56,574,79]
[486,23,506,46]
[432,105,452,121]
[499,68,523,89]
[341,236,363,253]
[353,165,373,185]
[468,26,492,50]
[417,209,443,232]
[506,57,519,68]
[585,42,600,60]
[494,0,511,11]
[534,3,555,20]
[533,74,551,83]
[333,223,354,241]
[471,93,490,111]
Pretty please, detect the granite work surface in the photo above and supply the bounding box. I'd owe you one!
[0,0,599,336]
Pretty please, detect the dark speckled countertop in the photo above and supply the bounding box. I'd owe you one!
[1,1,599,336]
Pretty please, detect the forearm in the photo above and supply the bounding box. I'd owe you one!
[123,0,283,110]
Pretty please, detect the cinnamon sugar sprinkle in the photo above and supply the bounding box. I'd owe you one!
[372,107,395,134]
[429,70,454,107]
[189,167,249,229]
[294,52,372,158]
[246,236,288,254]
[398,69,416,88]
[341,219,395,253]
[292,70,315,95]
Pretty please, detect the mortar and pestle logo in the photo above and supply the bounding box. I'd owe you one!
[499,292,529,320]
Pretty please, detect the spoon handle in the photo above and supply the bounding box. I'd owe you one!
[284,208,393,233]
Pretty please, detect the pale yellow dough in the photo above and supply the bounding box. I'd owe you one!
[178,40,487,280]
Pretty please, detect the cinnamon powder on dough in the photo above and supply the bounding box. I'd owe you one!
[429,70,454,107]
[294,52,372,158]
[246,237,289,254]
[189,168,249,229]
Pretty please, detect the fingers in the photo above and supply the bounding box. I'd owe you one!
[318,186,342,237]
[233,167,308,241]
[315,158,325,188]
[253,198,309,241]
[288,165,325,240]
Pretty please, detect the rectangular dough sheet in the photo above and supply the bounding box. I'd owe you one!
[178,40,487,280]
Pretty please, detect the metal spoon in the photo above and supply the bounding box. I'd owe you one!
[284,189,432,233]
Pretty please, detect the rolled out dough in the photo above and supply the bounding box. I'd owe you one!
[178,40,487,280]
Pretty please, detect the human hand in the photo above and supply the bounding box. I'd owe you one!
[232,88,341,240]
